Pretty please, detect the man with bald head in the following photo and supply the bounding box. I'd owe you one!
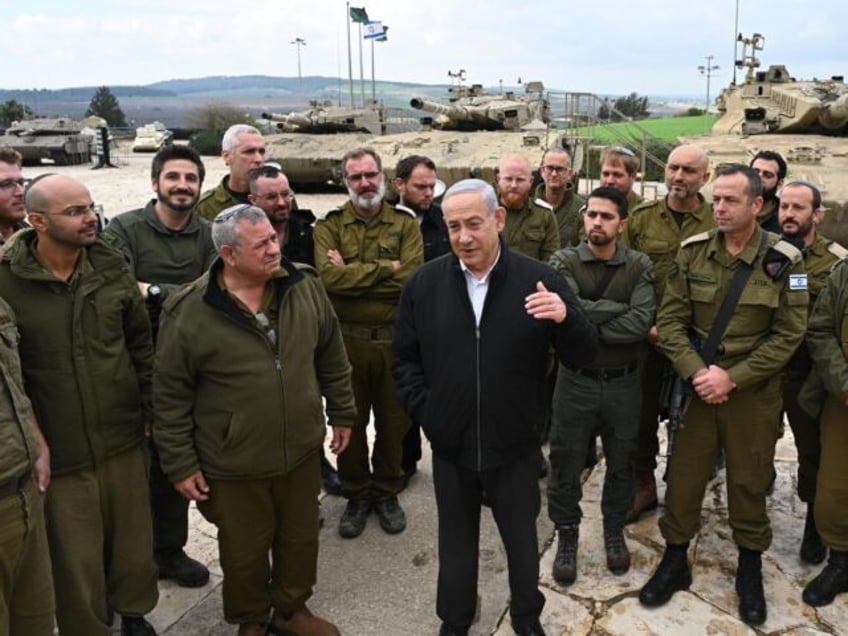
[536,148,585,248]
[0,175,159,636]
[497,153,560,262]
[624,144,714,523]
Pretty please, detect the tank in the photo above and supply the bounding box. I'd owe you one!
[131,121,174,152]
[0,117,93,165]
[261,101,384,135]
[409,81,550,131]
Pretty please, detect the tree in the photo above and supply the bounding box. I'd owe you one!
[85,86,127,127]
[597,92,651,121]
[0,100,35,127]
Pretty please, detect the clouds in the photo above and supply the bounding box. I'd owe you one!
[5,0,845,96]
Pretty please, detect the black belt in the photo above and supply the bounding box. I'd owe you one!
[0,471,29,500]
[339,323,394,341]
[575,362,638,382]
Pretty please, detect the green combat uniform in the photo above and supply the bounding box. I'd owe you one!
[624,194,715,476]
[547,243,655,530]
[502,197,561,262]
[314,201,423,501]
[657,227,808,551]
[626,191,644,210]
[803,260,848,552]
[533,183,585,248]
[195,176,250,221]
[0,297,54,636]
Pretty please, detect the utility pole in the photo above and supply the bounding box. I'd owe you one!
[291,37,306,94]
[698,55,720,114]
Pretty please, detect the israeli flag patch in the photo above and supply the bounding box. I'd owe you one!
[789,274,808,291]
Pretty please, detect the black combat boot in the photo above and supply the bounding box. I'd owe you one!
[803,549,848,607]
[552,524,578,585]
[800,503,827,565]
[736,546,767,626]
[639,542,691,607]
[604,525,630,575]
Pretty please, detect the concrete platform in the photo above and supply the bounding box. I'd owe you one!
[144,428,847,635]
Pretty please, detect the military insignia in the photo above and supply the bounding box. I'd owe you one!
[789,274,808,291]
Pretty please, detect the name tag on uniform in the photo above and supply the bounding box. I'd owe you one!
[789,274,808,291]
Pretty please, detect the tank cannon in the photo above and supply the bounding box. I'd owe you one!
[261,101,383,135]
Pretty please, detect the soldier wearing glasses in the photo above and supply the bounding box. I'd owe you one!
[0,148,28,248]
[314,147,424,539]
[0,174,159,636]
[154,204,355,636]
[535,147,585,248]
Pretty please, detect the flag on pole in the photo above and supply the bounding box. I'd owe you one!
[376,25,389,42]
[363,21,385,39]
[349,6,369,23]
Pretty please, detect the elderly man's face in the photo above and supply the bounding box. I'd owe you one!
[227,217,282,280]
[224,132,266,183]
[344,154,385,213]
[443,191,505,277]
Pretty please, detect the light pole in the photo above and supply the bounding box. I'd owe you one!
[291,37,306,94]
[698,55,720,115]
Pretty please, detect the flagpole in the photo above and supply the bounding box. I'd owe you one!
[358,23,365,107]
[371,39,376,105]
[346,2,354,107]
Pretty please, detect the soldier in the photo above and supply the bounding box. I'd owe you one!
[776,181,847,565]
[535,148,585,248]
[0,297,54,635]
[624,143,714,524]
[247,164,342,496]
[102,144,214,589]
[497,153,561,262]
[639,164,808,627]
[392,154,450,481]
[314,147,423,539]
[0,175,159,636]
[0,148,28,248]
[599,146,643,209]
[196,124,266,220]
[154,204,355,636]
[547,187,655,585]
[749,150,787,234]
[800,259,848,608]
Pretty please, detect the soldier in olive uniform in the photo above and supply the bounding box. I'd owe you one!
[314,148,424,539]
[774,181,847,565]
[0,148,29,249]
[639,164,808,627]
[535,148,585,248]
[799,259,848,607]
[497,153,561,261]
[195,124,266,221]
[0,297,54,636]
[599,146,643,210]
[623,143,714,523]
[750,150,787,234]
[547,187,655,586]
[103,144,214,589]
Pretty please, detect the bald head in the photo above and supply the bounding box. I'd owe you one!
[665,144,710,202]
[25,174,91,214]
[498,153,533,175]
[668,144,709,171]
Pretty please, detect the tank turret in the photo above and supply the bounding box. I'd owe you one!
[260,101,383,135]
[1,117,94,165]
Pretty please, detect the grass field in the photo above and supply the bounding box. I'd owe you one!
[572,114,717,143]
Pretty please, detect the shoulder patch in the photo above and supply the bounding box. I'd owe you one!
[827,241,848,261]
[772,239,803,265]
[680,231,711,248]
[394,204,416,218]
[533,198,554,211]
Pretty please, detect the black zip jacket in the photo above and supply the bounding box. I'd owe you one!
[392,242,598,470]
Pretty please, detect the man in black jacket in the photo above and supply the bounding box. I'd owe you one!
[393,179,598,636]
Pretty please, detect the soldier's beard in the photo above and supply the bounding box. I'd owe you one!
[762,186,778,203]
[348,182,386,212]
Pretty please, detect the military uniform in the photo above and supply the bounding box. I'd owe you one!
[626,191,644,210]
[623,194,715,478]
[533,183,585,248]
[547,243,655,530]
[195,176,250,221]
[314,201,423,502]
[502,197,561,262]
[657,227,807,550]
[0,297,54,636]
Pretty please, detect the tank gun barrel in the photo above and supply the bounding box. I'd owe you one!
[818,94,848,130]
[409,98,470,119]
[261,112,291,123]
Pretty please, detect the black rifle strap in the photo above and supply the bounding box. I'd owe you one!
[700,232,769,365]
[585,264,618,301]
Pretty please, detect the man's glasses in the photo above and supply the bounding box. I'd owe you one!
[257,190,295,203]
[34,202,99,217]
[0,178,26,191]
[541,165,569,173]
[345,171,381,183]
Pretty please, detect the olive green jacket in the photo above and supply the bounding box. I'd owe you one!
[0,297,39,482]
[501,197,561,262]
[313,200,424,326]
[624,194,714,304]
[103,201,216,300]
[154,259,356,482]
[549,242,655,367]
[0,231,153,475]
[657,227,808,390]
[195,176,248,222]
[533,183,585,248]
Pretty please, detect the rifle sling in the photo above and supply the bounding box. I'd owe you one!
[585,263,619,301]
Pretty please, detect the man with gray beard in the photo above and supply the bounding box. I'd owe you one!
[314,148,423,539]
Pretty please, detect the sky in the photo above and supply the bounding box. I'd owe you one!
[4,0,845,97]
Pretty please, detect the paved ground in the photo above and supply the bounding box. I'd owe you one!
[137,427,847,636]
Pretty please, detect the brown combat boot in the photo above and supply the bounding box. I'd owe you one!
[269,605,340,636]
[625,470,658,525]
[604,525,631,575]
